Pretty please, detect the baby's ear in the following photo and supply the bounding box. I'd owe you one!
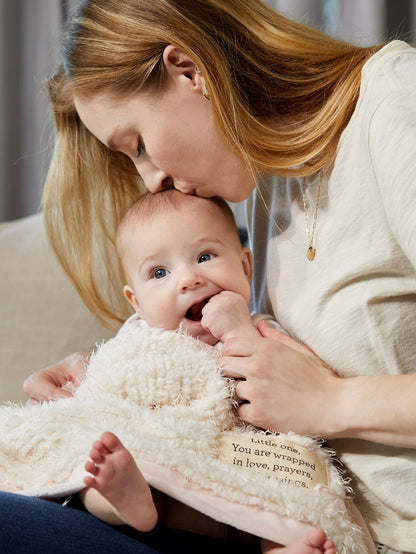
[123,285,142,315]
[241,246,253,284]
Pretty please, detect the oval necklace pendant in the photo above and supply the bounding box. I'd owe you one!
[307,246,316,261]
[302,173,323,262]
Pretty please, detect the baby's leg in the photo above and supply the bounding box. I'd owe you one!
[262,530,336,554]
[80,431,158,532]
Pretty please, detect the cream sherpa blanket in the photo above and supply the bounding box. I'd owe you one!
[0,321,375,553]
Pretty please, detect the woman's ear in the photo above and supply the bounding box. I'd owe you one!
[123,285,142,315]
[241,246,253,285]
[162,45,205,92]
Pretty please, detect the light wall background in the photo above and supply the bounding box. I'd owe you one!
[0,0,415,222]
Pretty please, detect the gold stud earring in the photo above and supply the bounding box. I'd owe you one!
[195,66,210,100]
[202,83,210,101]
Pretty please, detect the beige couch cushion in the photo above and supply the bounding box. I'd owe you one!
[0,214,114,403]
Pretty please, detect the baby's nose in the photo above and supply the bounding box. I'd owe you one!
[180,273,204,292]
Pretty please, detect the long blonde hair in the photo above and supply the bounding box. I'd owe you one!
[43,0,383,327]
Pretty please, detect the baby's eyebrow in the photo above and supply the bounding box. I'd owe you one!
[194,237,224,247]
[138,255,160,273]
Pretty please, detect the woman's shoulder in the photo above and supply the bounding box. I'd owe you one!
[349,41,416,138]
[363,42,416,139]
[362,41,416,95]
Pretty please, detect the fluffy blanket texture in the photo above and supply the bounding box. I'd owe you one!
[0,323,374,553]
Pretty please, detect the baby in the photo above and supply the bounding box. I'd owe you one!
[80,189,336,554]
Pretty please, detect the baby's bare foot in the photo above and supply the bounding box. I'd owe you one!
[84,431,157,531]
[263,529,336,554]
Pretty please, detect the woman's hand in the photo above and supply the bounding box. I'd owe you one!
[221,321,416,448]
[23,352,90,404]
[220,320,341,437]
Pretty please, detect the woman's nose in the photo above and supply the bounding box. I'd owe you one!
[147,173,174,193]
[144,171,174,194]
[136,161,173,193]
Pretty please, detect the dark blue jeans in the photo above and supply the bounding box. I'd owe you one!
[0,492,261,553]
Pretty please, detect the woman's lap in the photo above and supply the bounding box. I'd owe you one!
[0,492,260,554]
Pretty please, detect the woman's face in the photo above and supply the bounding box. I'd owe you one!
[74,47,257,202]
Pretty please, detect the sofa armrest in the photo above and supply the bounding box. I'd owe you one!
[0,214,114,403]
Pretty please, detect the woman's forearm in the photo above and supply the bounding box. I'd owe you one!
[328,373,416,448]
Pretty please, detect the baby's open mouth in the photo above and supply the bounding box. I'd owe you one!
[185,297,210,322]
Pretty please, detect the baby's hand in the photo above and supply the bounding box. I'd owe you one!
[201,291,259,343]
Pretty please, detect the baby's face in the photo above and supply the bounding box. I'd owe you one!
[122,201,251,345]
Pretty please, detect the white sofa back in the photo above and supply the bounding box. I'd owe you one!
[0,214,114,403]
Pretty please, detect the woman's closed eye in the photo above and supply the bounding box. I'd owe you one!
[198,252,215,263]
[137,138,145,158]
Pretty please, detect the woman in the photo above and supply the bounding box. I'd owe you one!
[3,0,416,552]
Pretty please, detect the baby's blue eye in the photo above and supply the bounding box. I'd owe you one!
[153,268,168,279]
[198,253,214,263]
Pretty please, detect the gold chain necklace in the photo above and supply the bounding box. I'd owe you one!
[301,172,322,261]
